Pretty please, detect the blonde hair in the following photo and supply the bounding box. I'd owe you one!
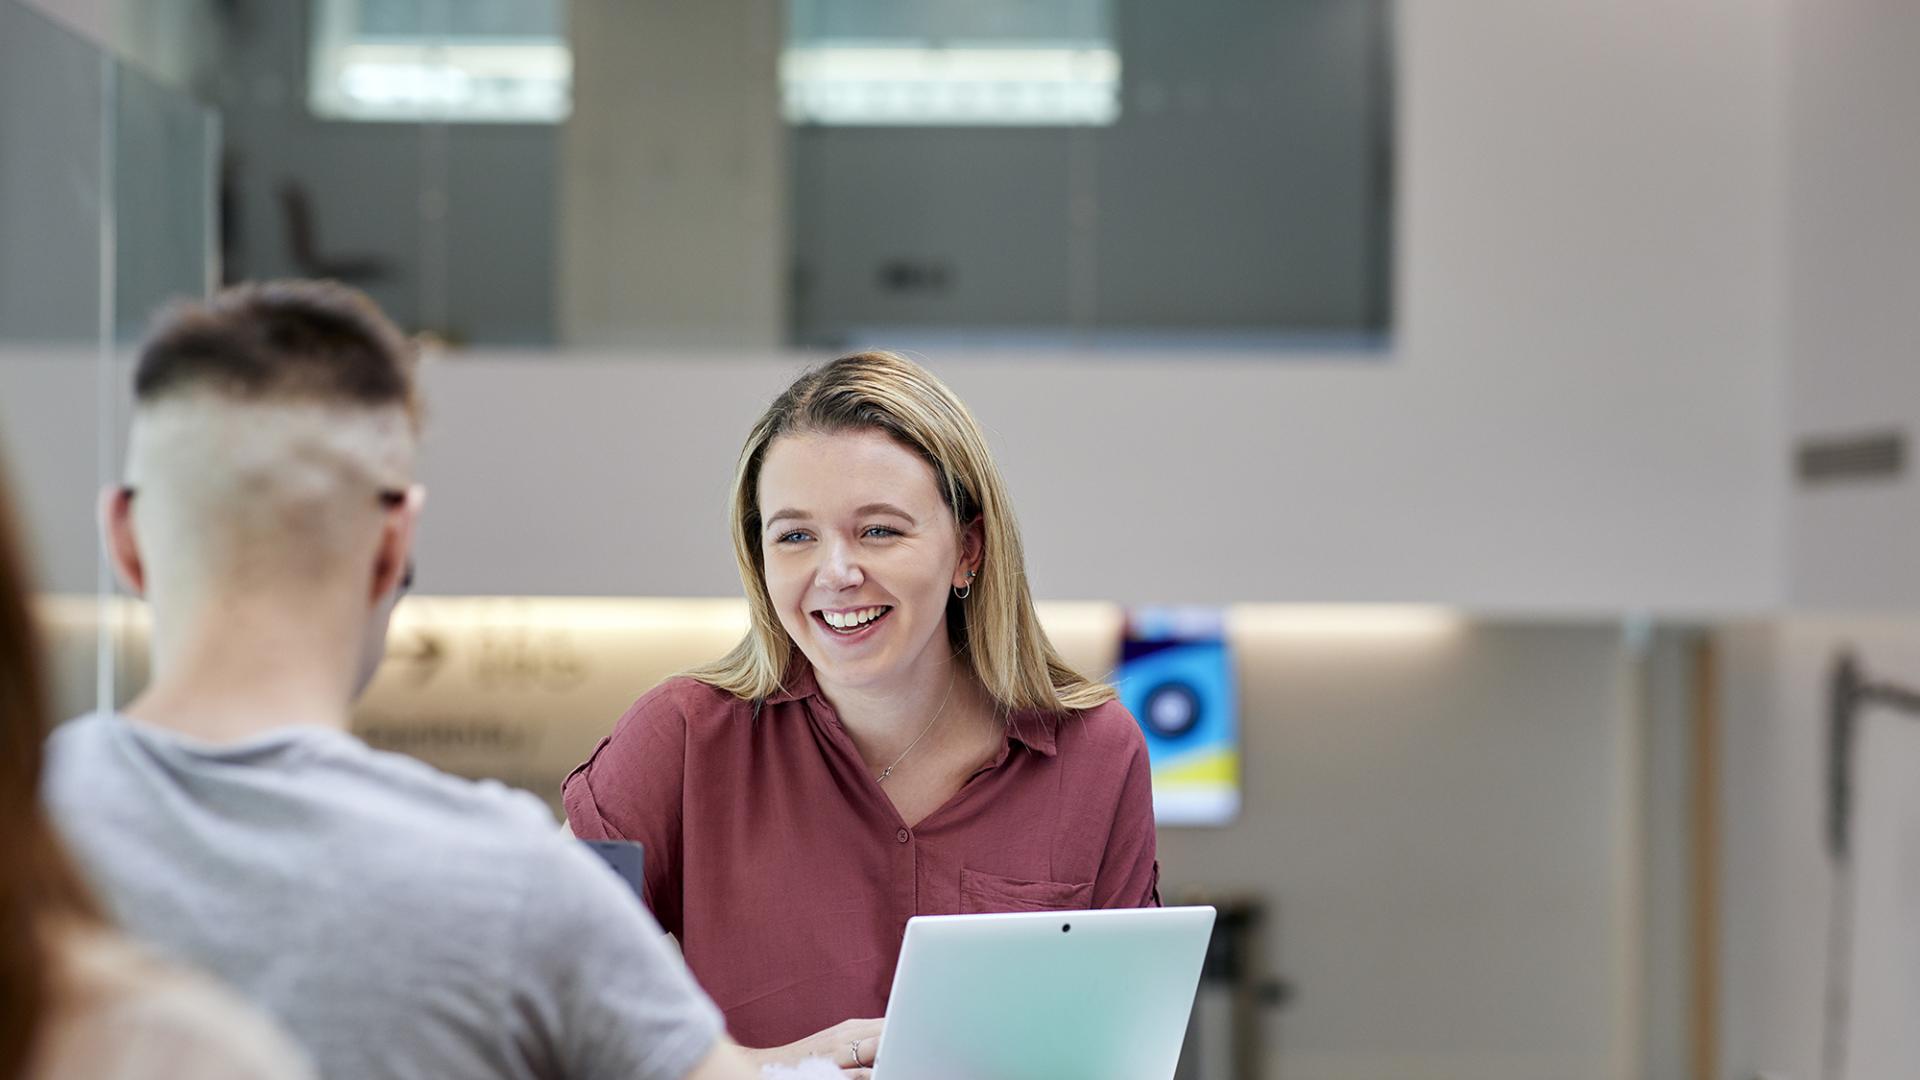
[689,351,1114,714]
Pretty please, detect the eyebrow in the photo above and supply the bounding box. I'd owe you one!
[855,502,918,525]
[763,503,919,532]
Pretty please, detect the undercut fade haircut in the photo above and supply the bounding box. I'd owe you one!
[135,280,421,429]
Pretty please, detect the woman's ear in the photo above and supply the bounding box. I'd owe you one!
[954,515,985,588]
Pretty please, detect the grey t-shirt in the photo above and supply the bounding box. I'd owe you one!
[44,714,723,1080]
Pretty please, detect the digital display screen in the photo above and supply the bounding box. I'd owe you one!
[1117,607,1240,826]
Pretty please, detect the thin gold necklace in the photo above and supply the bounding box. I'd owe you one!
[876,667,958,784]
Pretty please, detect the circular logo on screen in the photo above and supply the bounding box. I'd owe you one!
[1142,680,1203,739]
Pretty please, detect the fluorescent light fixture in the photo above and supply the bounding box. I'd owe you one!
[309,0,570,124]
[314,42,571,122]
[782,45,1120,126]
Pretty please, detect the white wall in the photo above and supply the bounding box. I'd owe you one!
[1385,0,1784,612]
[1785,0,1920,608]
[1712,617,1920,1080]
[1156,620,1643,1080]
[1714,5,1920,1076]
[0,355,114,597]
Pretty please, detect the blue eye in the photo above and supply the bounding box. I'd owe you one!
[864,526,900,539]
[776,530,814,544]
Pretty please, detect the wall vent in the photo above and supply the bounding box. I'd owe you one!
[1795,430,1906,486]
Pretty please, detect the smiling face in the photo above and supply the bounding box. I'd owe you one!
[758,428,982,695]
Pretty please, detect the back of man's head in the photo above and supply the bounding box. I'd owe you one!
[122,280,420,612]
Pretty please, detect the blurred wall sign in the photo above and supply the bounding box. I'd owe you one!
[351,598,755,815]
[1119,607,1240,826]
[385,628,445,686]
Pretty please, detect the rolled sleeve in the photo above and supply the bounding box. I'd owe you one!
[561,686,691,934]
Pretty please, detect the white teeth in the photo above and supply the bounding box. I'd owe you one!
[822,607,888,630]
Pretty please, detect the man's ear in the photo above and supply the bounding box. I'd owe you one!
[370,484,426,603]
[99,485,146,596]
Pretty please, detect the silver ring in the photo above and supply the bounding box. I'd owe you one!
[851,1040,867,1068]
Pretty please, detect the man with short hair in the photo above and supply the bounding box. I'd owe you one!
[44,281,759,1080]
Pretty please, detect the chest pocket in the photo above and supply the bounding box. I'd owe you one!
[959,868,1094,913]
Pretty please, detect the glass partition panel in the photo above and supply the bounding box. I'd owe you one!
[114,60,218,342]
[200,0,1392,351]
[0,2,106,350]
[788,0,1394,349]
[103,54,220,709]
[209,0,561,346]
[0,0,217,720]
[0,0,111,721]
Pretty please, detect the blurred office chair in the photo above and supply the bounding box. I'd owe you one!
[277,181,390,283]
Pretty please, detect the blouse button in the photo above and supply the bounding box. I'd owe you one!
[895,828,910,843]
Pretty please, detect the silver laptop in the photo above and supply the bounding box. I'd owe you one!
[873,906,1216,1080]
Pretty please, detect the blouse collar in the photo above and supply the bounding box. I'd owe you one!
[764,653,1060,756]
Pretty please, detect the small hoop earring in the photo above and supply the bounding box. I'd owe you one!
[954,569,976,600]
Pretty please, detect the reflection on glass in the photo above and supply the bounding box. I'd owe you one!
[114,63,217,340]
[0,0,106,347]
[788,0,1394,348]
[309,0,571,123]
[52,1,1393,353]
[784,0,1118,126]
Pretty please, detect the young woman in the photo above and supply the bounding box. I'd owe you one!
[565,352,1159,1070]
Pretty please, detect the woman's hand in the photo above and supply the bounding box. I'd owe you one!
[744,1017,883,1074]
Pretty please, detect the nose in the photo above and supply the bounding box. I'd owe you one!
[815,537,865,592]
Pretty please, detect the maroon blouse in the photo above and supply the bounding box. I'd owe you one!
[562,660,1161,1048]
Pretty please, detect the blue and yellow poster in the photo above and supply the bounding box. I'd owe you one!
[1117,607,1240,825]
